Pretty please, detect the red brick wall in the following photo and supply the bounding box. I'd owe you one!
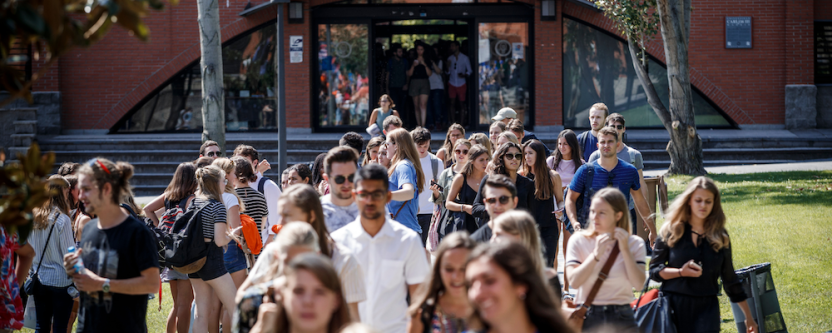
[284,2,310,129]
[816,0,832,20]
[533,0,562,126]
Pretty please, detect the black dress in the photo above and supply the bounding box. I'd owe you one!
[456,173,480,235]
[649,224,748,333]
[526,173,559,267]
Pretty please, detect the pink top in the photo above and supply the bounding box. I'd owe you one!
[565,233,646,305]
[547,157,578,187]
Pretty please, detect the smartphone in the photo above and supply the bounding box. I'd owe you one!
[430,179,443,192]
[689,261,702,271]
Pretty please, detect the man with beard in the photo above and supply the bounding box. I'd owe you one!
[331,164,430,332]
[321,146,361,232]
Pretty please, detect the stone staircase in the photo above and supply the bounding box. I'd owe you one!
[37,130,832,196]
[2,108,38,162]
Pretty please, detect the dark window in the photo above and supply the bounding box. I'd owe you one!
[562,17,732,128]
[815,21,832,85]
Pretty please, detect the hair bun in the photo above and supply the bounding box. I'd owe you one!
[116,161,134,181]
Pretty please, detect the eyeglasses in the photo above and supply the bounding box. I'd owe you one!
[206,151,220,157]
[607,124,624,130]
[333,173,355,185]
[454,149,469,155]
[504,153,523,161]
[354,190,386,201]
[485,195,512,205]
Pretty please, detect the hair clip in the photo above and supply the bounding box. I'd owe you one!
[96,159,111,174]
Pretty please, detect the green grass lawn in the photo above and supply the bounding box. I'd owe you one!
[659,171,832,333]
[22,171,832,333]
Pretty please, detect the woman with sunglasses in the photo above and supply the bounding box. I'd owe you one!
[430,139,472,243]
[436,123,466,168]
[520,140,563,269]
[368,94,400,137]
[471,142,534,239]
[444,145,490,235]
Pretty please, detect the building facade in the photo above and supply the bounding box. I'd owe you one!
[20,0,832,135]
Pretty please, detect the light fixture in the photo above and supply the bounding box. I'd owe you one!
[541,0,556,21]
[289,2,303,24]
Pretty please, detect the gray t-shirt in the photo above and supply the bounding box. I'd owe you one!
[321,194,360,232]
[588,145,644,209]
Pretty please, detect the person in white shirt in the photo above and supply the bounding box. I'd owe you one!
[445,41,471,125]
[411,127,444,246]
[331,164,431,333]
[321,146,361,232]
[233,144,282,245]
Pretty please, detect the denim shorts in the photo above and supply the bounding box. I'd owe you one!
[188,245,227,281]
[223,240,248,274]
[161,267,190,282]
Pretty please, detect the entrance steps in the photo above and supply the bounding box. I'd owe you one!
[37,130,832,196]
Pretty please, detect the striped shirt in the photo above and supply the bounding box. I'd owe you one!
[193,199,227,239]
[26,210,74,287]
[237,186,269,239]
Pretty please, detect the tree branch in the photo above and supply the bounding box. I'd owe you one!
[626,35,672,132]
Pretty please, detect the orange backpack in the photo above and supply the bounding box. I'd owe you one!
[239,214,263,255]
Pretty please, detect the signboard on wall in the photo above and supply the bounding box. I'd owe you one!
[815,22,832,84]
[290,35,303,63]
[725,16,752,49]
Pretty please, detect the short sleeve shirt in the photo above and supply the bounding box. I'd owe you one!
[565,233,646,305]
[76,216,160,333]
[387,160,421,233]
[568,159,641,205]
[580,131,599,162]
[321,194,360,232]
[587,146,644,209]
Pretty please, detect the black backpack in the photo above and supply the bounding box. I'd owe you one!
[123,203,170,268]
[574,163,596,228]
[257,176,271,193]
[164,201,212,274]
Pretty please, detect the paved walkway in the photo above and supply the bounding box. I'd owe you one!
[644,158,832,178]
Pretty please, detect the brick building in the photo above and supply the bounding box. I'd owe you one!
[13,0,832,136]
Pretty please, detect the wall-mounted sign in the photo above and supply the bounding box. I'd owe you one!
[726,16,752,49]
[815,22,832,84]
[290,35,303,63]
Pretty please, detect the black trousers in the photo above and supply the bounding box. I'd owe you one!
[417,214,432,246]
[665,292,721,333]
[539,225,559,268]
[34,285,74,333]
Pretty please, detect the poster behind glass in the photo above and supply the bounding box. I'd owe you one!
[317,24,370,128]
[477,22,529,126]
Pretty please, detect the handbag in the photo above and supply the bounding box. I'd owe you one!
[24,212,58,296]
[633,278,677,333]
[566,242,621,332]
[426,204,441,252]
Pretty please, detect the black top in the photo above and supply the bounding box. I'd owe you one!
[458,174,480,234]
[411,63,429,79]
[526,173,557,228]
[471,174,534,228]
[77,216,160,333]
[649,224,748,303]
[470,223,492,243]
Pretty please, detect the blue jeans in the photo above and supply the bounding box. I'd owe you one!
[582,304,639,333]
[223,240,248,274]
[428,89,445,127]
[33,285,74,333]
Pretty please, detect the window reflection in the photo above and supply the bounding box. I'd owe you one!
[317,24,369,127]
[477,22,529,126]
[562,17,730,128]
[116,24,278,132]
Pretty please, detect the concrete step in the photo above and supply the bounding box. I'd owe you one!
[13,120,37,135]
[52,149,323,164]
[11,134,35,147]
[0,108,37,120]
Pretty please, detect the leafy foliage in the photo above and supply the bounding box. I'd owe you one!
[0,143,58,241]
[593,0,660,62]
[0,0,176,107]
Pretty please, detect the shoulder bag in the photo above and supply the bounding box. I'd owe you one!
[566,242,621,332]
[633,277,677,333]
[24,212,58,296]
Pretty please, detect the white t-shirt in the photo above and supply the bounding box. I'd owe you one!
[222,192,239,211]
[565,233,646,305]
[418,154,444,214]
[254,173,282,239]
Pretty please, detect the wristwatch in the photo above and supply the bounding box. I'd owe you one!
[102,278,111,293]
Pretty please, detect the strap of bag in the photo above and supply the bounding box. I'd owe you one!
[258,177,268,194]
[391,199,410,220]
[35,212,59,276]
[580,242,621,309]
[634,276,653,308]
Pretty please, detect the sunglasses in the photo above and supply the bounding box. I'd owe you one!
[454,149,469,155]
[354,190,386,201]
[607,124,624,130]
[607,172,615,186]
[485,195,512,205]
[206,151,220,157]
[504,153,523,161]
[333,173,355,185]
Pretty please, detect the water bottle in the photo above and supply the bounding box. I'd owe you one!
[67,246,84,274]
[67,286,79,298]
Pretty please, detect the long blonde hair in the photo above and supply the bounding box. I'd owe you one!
[469,133,492,157]
[498,132,520,146]
[661,176,729,252]
[492,210,546,277]
[33,175,71,230]
[212,158,245,212]
[580,187,630,237]
[195,165,225,203]
[387,128,426,190]
[261,222,322,282]
[441,123,466,164]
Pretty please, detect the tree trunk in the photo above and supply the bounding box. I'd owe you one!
[197,0,225,155]
[627,0,705,175]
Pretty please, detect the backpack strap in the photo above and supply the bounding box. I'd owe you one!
[34,212,58,277]
[578,131,589,154]
[577,162,596,225]
[257,177,269,194]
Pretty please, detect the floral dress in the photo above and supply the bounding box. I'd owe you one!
[0,225,24,330]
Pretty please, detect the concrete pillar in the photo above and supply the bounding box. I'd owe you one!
[785,85,817,129]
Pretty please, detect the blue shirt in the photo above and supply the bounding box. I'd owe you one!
[580,131,598,162]
[568,158,641,205]
[387,159,421,233]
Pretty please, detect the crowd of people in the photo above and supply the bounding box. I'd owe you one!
[0,103,761,333]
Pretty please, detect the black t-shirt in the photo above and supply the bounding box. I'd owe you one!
[76,215,160,333]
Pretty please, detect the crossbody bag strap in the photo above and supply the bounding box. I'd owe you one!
[580,242,621,309]
[34,212,59,276]
[392,199,410,219]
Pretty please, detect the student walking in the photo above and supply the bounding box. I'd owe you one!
[385,128,426,235]
[490,210,561,297]
[430,139,471,242]
[27,175,76,333]
[321,146,362,232]
[520,140,563,268]
[233,145,282,245]
[565,188,646,332]
[436,124,465,168]
[63,158,160,333]
[408,42,434,128]
[465,241,572,333]
[368,95,400,138]
[471,142,533,233]
[363,137,385,167]
[577,103,608,161]
[470,175,519,243]
[546,129,583,294]
[445,145,489,235]
[650,177,759,333]
[407,232,480,333]
[412,127,445,245]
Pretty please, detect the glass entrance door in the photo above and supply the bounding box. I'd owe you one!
[317,23,370,128]
[476,22,530,127]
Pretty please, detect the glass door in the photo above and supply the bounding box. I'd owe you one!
[317,23,370,128]
[476,22,530,127]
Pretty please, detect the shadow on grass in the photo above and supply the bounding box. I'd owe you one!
[666,171,832,206]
